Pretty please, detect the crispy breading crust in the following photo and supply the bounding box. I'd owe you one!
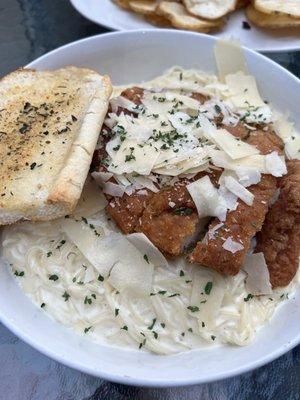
[256,160,300,287]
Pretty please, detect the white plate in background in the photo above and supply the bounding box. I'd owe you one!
[70,0,300,53]
[0,30,299,387]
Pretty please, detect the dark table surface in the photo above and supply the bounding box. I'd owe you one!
[0,1,299,399]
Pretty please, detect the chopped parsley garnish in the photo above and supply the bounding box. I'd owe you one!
[214,104,222,114]
[139,338,146,349]
[115,308,119,317]
[97,274,104,282]
[179,270,185,277]
[113,144,121,151]
[121,325,128,331]
[201,321,205,328]
[30,162,37,170]
[46,251,52,257]
[187,306,199,312]
[147,318,157,330]
[179,72,183,81]
[161,323,166,328]
[188,328,193,333]
[49,274,59,281]
[40,303,46,308]
[153,331,158,339]
[174,207,193,216]
[62,291,70,301]
[14,270,25,277]
[125,147,136,162]
[244,294,253,302]
[56,239,66,250]
[158,290,167,295]
[143,254,149,264]
[204,281,213,295]
[84,296,92,305]
[84,326,92,334]
[168,293,180,298]
[211,335,216,341]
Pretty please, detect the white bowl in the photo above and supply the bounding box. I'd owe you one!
[0,30,299,387]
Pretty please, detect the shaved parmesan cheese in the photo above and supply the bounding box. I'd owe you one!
[61,219,153,290]
[197,115,259,159]
[102,182,126,197]
[208,222,224,240]
[187,175,227,221]
[126,232,168,267]
[225,72,265,108]
[214,40,248,82]
[218,185,238,211]
[235,167,261,187]
[110,96,137,114]
[108,258,153,296]
[73,177,107,218]
[273,115,294,141]
[91,171,113,183]
[243,253,272,295]
[285,136,300,160]
[222,237,244,254]
[265,151,287,177]
[107,139,160,176]
[60,219,112,277]
[224,176,254,206]
[209,149,267,173]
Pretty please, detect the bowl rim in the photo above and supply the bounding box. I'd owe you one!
[1,29,299,387]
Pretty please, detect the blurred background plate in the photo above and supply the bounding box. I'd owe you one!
[70,0,300,53]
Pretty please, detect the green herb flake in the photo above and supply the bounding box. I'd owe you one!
[244,294,253,302]
[147,318,157,330]
[49,274,59,281]
[179,270,185,277]
[121,325,128,331]
[14,270,25,277]
[187,306,199,312]
[143,254,149,264]
[97,274,104,282]
[161,323,166,328]
[84,296,92,305]
[40,303,46,308]
[211,335,216,341]
[84,326,92,334]
[204,281,213,295]
[62,291,70,301]
[115,308,119,317]
[46,251,52,257]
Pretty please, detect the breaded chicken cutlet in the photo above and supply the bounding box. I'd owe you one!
[256,160,300,287]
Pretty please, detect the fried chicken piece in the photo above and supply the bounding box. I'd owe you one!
[121,86,144,105]
[256,160,300,287]
[190,129,283,275]
[137,183,199,257]
[107,191,153,234]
